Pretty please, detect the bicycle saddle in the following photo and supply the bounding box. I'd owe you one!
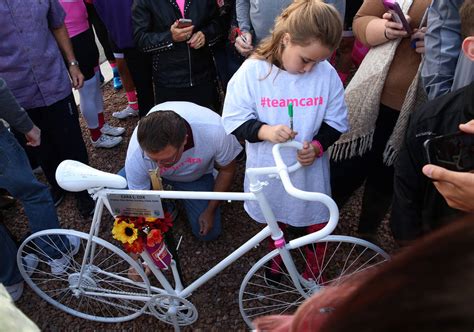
[55,160,127,192]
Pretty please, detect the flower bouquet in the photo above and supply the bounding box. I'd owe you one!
[112,213,173,269]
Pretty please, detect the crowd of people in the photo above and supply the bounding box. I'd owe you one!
[0,0,473,328]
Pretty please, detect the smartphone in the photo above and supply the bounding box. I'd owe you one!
[177,18,193,28]
[382,0,413,34]
[423,132,474,172]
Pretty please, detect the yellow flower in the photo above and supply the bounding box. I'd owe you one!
[145,217,159,223]
[112,219,138,244]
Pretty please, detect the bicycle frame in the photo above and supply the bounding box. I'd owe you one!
[73,142,339,309]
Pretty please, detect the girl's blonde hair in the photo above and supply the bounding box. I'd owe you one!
[253,0,342,68]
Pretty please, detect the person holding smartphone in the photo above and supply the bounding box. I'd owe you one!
[132,0,226,112]
[391,0,474,242]
[330,0,431,244]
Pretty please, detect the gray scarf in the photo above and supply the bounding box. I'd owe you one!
[330,0,427,165]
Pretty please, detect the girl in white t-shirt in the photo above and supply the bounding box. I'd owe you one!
[222,0,348,284]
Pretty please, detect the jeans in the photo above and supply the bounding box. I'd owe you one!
[0,128,67,286]
[163,174,222,241]
[118,168,221,241]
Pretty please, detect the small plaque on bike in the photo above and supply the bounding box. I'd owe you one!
[107,193,164,218]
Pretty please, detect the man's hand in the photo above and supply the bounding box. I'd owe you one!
[235,31,253,57]
[170,21,195,43]
[297,141,319,166]
[198,207,215,236]
[383,12,411,39]
[188,31,206,49]
[258,124,297,143]
[25,125,41,147]
[422,164,474,213]
[69,65,84,89]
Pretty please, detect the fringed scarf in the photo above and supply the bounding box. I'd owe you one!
[330,0,427,166]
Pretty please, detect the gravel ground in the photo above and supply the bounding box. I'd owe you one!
[2,82,398,331]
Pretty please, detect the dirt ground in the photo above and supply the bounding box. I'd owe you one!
[2,82,398,331]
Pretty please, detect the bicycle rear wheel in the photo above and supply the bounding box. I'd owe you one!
[17,229,151,323]
[239,235,389,328]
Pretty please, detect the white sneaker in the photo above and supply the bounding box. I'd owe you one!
[100,123,125,136]
[112,105,139,119]
[6,254,39,302]
[91,134,122,148]
[23,253,39,276]
[6,282,23,302]
[49,235,80,275]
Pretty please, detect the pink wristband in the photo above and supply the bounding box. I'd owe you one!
[311,140,324,158]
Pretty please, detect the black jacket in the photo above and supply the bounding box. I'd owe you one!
[391,82,474,241]
[132,0,225,88]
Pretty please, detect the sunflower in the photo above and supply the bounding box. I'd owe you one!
[112,219,139,244]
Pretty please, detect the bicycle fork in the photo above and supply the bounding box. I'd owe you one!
[250,179,310,298]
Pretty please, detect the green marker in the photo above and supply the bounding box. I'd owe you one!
[288,102,294,132]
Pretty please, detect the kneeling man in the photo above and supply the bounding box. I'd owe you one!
[125,101,242,241]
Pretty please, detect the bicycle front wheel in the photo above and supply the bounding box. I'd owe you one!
[17,229,152,323]
[239,235,389,328]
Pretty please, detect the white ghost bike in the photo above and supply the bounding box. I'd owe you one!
[17,141,389,330]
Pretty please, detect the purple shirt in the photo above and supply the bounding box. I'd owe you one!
[93,0,135,49]
[0,0,72,109]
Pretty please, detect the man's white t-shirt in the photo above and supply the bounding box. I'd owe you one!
[223,59,349,227]
[125,101,242,190]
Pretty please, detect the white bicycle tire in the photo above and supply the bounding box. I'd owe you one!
[17,229,152,323]
[239,235,390,328]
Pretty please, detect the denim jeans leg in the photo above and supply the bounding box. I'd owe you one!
[0,128,66,260]
[0,223,23,285]
[164,174,222,241]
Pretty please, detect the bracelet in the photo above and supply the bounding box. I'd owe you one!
[311,140,324,158]
[384,28,391,40]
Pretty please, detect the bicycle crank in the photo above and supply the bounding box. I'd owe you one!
[148,294,198,327]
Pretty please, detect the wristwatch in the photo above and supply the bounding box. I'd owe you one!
[68,60,79,67]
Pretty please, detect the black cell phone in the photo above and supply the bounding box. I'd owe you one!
[177,18,193,28]
[423,132,474,172]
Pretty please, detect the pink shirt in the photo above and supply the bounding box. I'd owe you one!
[59,0,89,38]
[176,0,185,17]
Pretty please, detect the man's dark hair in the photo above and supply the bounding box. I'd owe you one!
[460,0,474,38]
[137,111,187,153]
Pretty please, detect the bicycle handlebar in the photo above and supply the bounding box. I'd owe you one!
[271,141,304,173]
[247,141,339,241]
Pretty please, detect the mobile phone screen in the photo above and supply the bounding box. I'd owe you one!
[424,132,474,172]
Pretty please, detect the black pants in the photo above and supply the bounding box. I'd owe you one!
[330,104,400,234]
[85,2,115,63]
[70,29,100,81]
[13,94,89,192]
[154,83,220,114]
[123,47,155,117]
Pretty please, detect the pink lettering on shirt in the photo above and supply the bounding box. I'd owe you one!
[260,97,324,108]
[160,157,202,173]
